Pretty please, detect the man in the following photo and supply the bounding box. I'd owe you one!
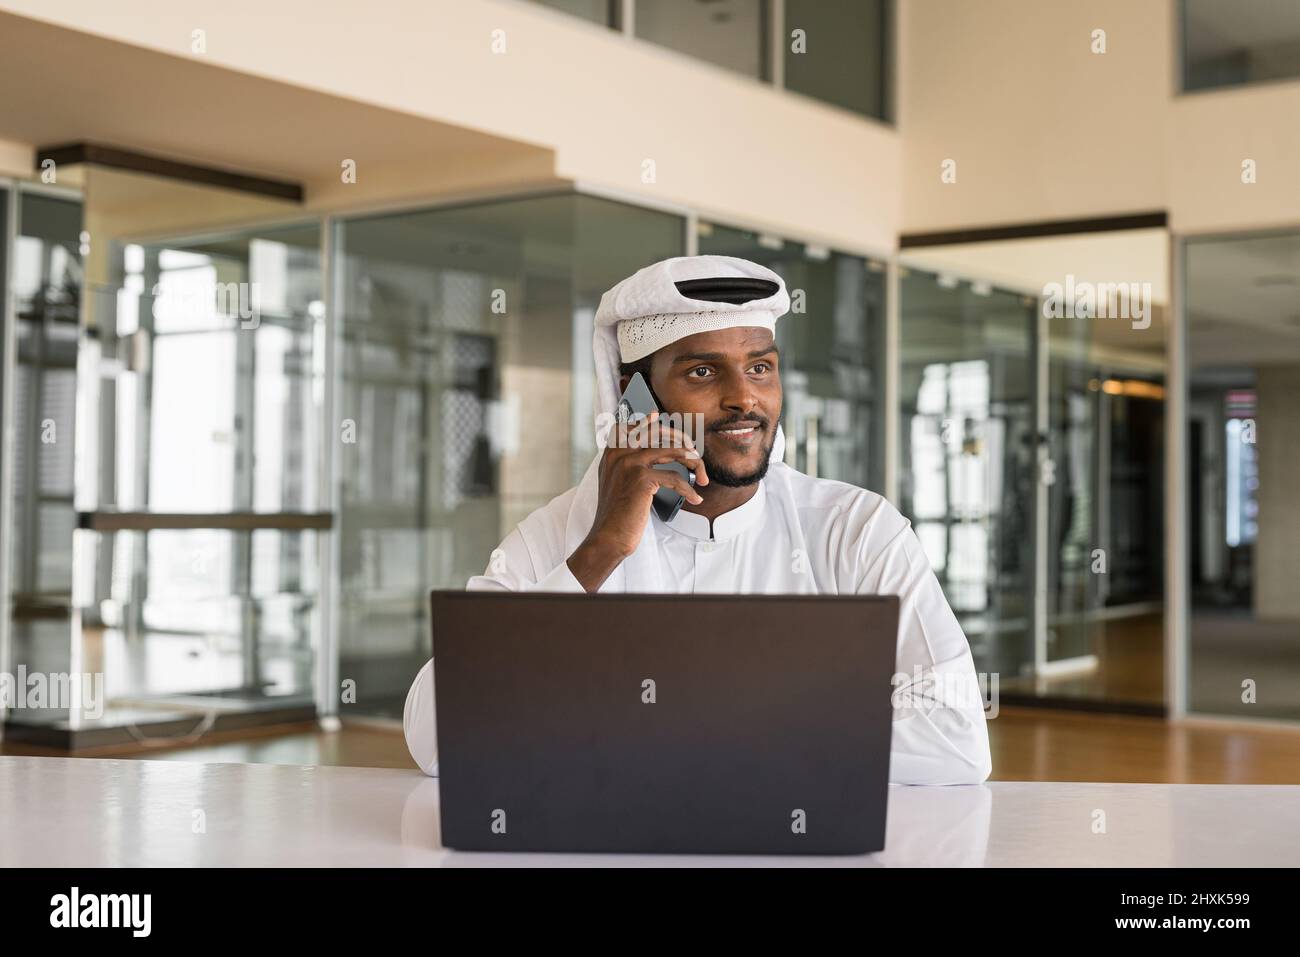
[404,254,992,785]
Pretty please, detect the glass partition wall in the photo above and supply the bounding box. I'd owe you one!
[1,171,1200,741]
[2,179,697,738]
[1181,0,1300,92]
[3,166,324,745]
[898,269,1036,681]
[529,0,895,123]
[0,184,6,698]
[333,194,685,718]
[900,229,1170,710]
[3,188,84,736]
[84,213,326,728]
[1184,230,1300,723]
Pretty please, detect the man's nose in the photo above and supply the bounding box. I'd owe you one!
[718,369,761,414]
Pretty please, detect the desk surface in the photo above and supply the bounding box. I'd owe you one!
[2,756,1297,867]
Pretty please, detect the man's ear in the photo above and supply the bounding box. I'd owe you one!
[618,374,631,393]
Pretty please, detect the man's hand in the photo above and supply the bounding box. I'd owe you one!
[567,411,709,592]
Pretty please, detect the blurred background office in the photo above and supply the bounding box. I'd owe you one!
[0,0,1298,780]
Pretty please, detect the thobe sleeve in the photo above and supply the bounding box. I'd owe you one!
[851,507,993,786]
[403,523,585,777]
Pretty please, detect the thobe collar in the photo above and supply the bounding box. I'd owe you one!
[656,479,767,542]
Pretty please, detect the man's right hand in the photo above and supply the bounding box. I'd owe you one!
[566,411,709,592]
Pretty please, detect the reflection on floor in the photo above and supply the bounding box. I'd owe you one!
[1,721,414,770]
[999,611,1165,707]
[5,706,1300,784]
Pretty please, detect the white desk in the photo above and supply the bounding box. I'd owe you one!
[1,756,1297,866]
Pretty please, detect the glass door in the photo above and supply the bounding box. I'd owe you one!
[1184,230,1300,723]
[2,187,83,732]
[900,228,1169,708]
[333,192,685,719]
[1042,344,1165,702]
[898,268,1037,681]
[56,165,324,742]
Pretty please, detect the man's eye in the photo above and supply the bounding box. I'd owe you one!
[751,363,771,374]
[688,366,712,378]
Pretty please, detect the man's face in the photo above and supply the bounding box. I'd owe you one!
[621,326,782,487]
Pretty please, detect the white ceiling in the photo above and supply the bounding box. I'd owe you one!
[1185,231,1300,369]
[0,11,551,193]
[900,229,1170,364]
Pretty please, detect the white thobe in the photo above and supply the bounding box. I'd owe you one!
[403,461,992,786]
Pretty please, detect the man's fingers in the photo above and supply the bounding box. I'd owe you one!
[650,471,703,505]
[634,443,705,470]
[615,413,700,452]
[647,449,709,487]
[623,422,696,451]
[606,412,709,499]
[654,419,700,450]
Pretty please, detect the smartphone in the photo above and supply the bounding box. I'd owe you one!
[615,372,697,523]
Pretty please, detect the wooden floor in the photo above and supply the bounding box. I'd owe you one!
[986,706,1300,783]
[6,706,1300,783]
[1001,612,1166,706]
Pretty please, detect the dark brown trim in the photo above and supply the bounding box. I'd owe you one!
[11,598,71,622]
[2,705,319,752]
[900,211,1168,249]
[79,511,333,532]
[37,142,303,203]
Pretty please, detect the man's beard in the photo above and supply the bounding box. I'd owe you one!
[700,426,777,487]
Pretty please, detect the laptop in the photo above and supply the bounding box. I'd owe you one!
[430,590,899,855]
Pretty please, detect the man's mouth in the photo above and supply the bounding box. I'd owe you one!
[712,420,765,444]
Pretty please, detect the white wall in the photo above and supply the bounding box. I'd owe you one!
[1170,82,1300,234]
[0,138,32,178]
[901,0,1171,232]
[901,0,1300,235]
